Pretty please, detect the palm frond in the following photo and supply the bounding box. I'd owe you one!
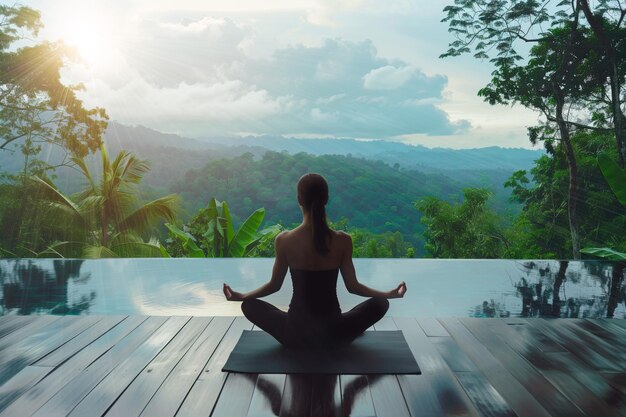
[29,176,87,226]
[83,245,118,258]
[110,241,163,257]
[117,194,180,235]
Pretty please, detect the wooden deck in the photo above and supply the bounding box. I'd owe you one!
[0,316,625,417]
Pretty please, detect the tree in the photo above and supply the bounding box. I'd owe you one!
[478,23,599,257]
[507,130,626,258]
[415,188,508,258]
[31,145,179,257]
[441,0,626,165]
[0,5,108,173]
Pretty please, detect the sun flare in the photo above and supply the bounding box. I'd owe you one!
[56,8,119,71]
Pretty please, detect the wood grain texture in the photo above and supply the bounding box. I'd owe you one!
[461,318,585,417]
[440,318,552,417]
[395,317,480,417]
[66,316,190,417]
[105,317,211,417]
[0,316,622,417]
[0,316,147,417]
[30,316,169,417]
[175,317,253,417]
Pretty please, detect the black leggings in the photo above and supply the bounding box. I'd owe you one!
[241,297,389,348]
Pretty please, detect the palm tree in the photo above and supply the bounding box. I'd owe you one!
[32,145,179,257]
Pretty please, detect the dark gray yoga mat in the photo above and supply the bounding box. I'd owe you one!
[222,330,421,374]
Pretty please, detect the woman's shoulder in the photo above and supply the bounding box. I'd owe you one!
[331,230,352,245]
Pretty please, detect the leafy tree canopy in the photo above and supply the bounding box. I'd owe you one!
[0,5,108,176]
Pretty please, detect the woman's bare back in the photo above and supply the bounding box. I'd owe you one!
[280,226,349,270]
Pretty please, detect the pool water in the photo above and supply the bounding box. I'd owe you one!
[0,259,624,318]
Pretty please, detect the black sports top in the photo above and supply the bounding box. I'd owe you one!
[288,267,341,319]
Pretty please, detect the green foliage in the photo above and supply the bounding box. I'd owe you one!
[415,188,508,258]
[0,5,108,175]
[170,151,468,252]
[597,153,626,206]
[581,152,626,260]
[506,131,626,258]
[580,247,626,260]
[331,218,415,258]
[27,145,179,258]
[165,198,281,257]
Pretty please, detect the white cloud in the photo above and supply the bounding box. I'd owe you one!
[363,65,419,90]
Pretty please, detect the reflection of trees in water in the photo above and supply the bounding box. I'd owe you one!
[0,260,94,315]
[512,261,625,318]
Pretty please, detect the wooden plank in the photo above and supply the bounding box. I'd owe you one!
[527,319,623,372]
[460,318,585,417]
[139,317,234,417]
[0,316,100,385]
[246,374,286,417]
[418,317,449,337]
[311,374,341,417]
[0,315,60,352]
[440,318,552,417]
[175,317,253,417]
[30,316,168,417]
[105,317,212,417]
[394,317,479,417]
[425,322,517,417]
[66,316,191,417]
[486,319,620,417]
[35,316,126,367]
[371,319,411,417]
[501,319,567,353]
[212,373,258,417]
[596,319,626,338]
[0,365,53,412]
[0,316,147,417]
[340,375,376,417]
[280,374,312,417]
[555,320,626,365]
[577,319,626,348]
[0,316,37,339]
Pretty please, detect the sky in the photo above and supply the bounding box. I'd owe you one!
[26,0,542,149]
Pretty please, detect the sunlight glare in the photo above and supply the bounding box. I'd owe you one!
[56,8,119,71]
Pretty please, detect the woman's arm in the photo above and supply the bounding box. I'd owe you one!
[339,232,406,299]
[223,232,289,301]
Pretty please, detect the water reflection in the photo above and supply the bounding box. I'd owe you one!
[239,373,380,416]
[0,260,94,315]
[472,260,625,318]
[0,259,624,318]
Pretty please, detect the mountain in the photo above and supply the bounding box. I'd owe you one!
[194,134,543,172]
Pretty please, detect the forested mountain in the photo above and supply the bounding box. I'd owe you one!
[0,121,533,215]
[0,121,542,181]
[170,151,484,252]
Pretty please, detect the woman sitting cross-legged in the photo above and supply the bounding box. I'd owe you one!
[223,173,407,349]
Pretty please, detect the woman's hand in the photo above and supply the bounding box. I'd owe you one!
[223,283,245,301]
[387,281,407,299]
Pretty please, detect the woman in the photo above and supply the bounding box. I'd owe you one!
[223,173,407,348]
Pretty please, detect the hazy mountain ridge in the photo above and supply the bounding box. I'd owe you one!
[0,121,543,176]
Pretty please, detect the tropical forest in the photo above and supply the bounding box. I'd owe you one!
[0,1,625,264]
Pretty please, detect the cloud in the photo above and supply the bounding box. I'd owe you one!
[66,15,467,139]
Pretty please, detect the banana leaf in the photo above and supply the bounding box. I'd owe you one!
[165,223,205,257]
[228,208,265,257]
[598,153,626,207]
[580,247,626,260]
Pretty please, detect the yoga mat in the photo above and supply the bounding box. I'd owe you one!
[222,330,421,374]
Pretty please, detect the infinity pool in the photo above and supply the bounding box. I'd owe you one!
[0,259,624,318]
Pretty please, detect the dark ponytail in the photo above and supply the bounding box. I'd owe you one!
[297,173,331,255]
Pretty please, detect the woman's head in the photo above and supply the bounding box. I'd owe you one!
[297,173,331,255]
